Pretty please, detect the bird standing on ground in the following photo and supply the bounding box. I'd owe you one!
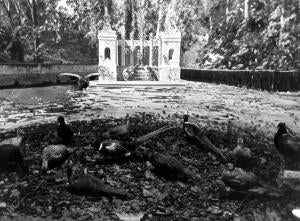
[147,151,196,180]
[42,144,72,171]
[57,116,74,146]
[231,138,252,167]
[66,163,130,198]
[0,142,28,173]
[183,115,228,162]
[57,73,100,90]
[274,122,300,164]
[0,128,25,147]
[102,114,133,138]
[94,125,177,158]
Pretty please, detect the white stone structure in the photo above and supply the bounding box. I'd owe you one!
[97,7,181,81]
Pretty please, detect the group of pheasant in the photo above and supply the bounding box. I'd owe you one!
[0,114,299,201]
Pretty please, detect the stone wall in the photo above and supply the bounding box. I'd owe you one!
[181,68,300,92]
[0,63,98,88]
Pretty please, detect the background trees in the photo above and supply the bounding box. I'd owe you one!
[0,0,299,70]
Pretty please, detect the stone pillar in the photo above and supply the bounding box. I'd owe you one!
[97,7,118,81]
[139,34,144,65]
[159,31,181,81]
[130,34,134,66]
[149,34,153,66]
[98,31,118,81]
[121,39,126,66]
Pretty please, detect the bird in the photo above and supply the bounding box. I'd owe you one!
[102,114,133,138]
[0,143,28,173]
[221,167,267,191]
[221,168,283,198]
[66,163,130,199]
[231,138,252,167]
[146,151,196,180]
[274,122,300,163]
[42,144,72,171]
[94,125,177,157]
[0,128,25,147]
[183,115,228,162]
[57,116,74,146]
[57,73,100,90]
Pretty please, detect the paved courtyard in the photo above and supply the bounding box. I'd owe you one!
[0,81,299,139]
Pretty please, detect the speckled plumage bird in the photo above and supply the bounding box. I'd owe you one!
[66,165,130,198]
[274,122,300,163]
[0,128,25,147]
[147,152,196,180]
[57,73,100,90]
[42,144,72,171]
[57,116,74,146]
[183,115,228,162]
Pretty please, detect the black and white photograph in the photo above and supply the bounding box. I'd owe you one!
[0,0,300,220]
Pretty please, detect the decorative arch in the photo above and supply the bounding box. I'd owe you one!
[105,47,111,59]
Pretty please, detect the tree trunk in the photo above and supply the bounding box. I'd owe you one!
[30,0,40,62]
[0,0,15,31]
[11,0,22,25]
[226,0,229,24]
[279,1,285,46]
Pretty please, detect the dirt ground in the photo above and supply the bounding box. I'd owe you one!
[0,81,299,220]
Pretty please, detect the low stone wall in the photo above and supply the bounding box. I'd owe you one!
[181,68,300,92]
[0,63,98,88]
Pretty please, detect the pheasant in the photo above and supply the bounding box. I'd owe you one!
[231,138,252,168]
[221,168,282,198]
[0,143,28,172]
[146,152,196,181]
[274,122,300,164]
[42,144,72,171]
[0,128,25,147]
[66,164,130,199]
[57,116,74,146]
[102,114,133,138]
[183,115,228,162]
[95,125,177,157]
[57,73,100,90]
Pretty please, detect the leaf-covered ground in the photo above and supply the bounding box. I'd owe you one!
[0,112,299,221]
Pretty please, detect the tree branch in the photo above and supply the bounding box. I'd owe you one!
[0,0,15,31]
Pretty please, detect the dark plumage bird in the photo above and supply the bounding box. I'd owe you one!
[57,73,100,90]
[66,165,130,199]
[274,122,300,163]
[231,138,252,168]
[183,115,228,162]
[95,125,177,157]
[146,152,196,180]
[57,116,74,146]
[42,144,72,171]
[102,114,133,138]
[0,143,28,173]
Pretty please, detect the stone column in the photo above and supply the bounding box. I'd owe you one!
[130,34,134,66]
[139,33,144,65]
[149,34,153,66]
[121,39,126,66]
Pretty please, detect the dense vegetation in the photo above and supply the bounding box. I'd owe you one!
[0,0,299,70]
